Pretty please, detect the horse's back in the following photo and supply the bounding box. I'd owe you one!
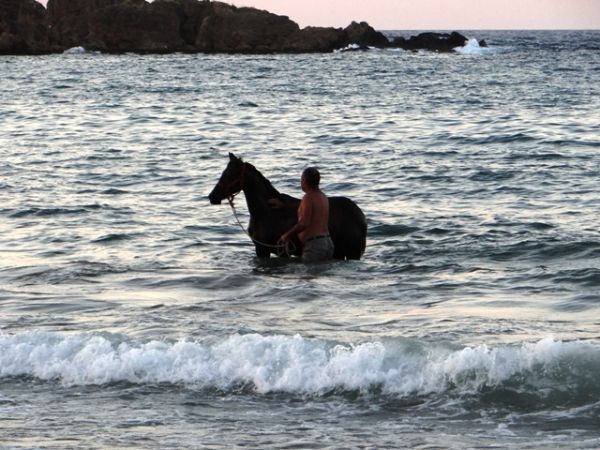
[328,196,367,260]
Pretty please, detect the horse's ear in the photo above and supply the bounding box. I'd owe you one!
[229,152,237,161]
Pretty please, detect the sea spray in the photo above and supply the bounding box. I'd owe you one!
[2,331,599,406]
[454,37,500,55]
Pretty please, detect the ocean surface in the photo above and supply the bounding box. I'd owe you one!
[1,30,600,448]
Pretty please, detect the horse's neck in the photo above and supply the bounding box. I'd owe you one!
[241,167,278,217]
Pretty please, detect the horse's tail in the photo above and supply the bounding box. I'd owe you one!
[358,214,367,258]
[329,196,367,260]
[352,205,367,260]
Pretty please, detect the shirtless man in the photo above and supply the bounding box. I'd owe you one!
[279,167,334,263]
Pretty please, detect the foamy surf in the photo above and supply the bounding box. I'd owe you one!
[63,46,86,54]
[334,43,364,53]
[63,46,101,55]
[1,332,598,404]
[454,37,500,55]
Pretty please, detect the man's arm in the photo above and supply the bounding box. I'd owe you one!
[280,197,312,242]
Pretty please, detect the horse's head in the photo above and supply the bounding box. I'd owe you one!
[209,153,246,205]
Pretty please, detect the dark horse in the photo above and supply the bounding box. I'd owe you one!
[209,153,367,259]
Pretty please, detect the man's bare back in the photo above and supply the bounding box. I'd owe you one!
[279,167,334,262]
[297,189,329,243]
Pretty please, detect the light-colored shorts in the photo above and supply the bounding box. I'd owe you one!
[302,235,334,263]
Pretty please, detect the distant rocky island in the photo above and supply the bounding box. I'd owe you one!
[1,0,479,55]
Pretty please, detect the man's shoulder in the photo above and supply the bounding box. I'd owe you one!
[303,190,324,202]
[313,190,328,202]
[306,188,326,197]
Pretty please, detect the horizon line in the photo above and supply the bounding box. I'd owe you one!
[377,28,600,31]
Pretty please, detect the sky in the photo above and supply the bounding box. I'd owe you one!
[36,0,600,30]
[227,0,600,29]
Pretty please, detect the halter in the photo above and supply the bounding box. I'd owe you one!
[224,163,295,257]
[217,161,247,201]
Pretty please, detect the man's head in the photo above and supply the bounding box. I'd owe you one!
[301,167,320,191]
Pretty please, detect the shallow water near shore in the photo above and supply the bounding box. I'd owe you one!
[1,30,600,448]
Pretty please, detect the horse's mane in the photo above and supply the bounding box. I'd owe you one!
[243,161,281,197]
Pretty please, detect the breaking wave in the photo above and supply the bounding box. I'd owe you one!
[1,332,598,406]
[455,38,502,55]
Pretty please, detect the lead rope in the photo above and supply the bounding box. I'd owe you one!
[227,195,296,257]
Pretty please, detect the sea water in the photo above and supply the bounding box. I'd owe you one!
[1,30,600,448]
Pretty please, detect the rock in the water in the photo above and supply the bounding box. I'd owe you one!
[286,26,347,53]
[391,31,468,52]
[0,0,50,54]
[343,21,388,48]
[0,0,477,55]
[48,0,189,53]
[194,4,300,53]
[45,0,392,54]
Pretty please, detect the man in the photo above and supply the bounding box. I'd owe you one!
[279,167,334,263]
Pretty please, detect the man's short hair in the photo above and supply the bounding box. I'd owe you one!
[302,167,320,188]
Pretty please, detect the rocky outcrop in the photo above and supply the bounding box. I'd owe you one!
[0,0,473,54]
[44,0,393,54]
[46,0,301,53]
[47,0,193,53]
[194,4,300,53]
[391,32,468,52]
[285,26,346,53]
[344,21,388,48]
[0,0,50,54]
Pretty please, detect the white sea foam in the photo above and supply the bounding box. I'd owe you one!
[334,44,362,53]
[63,46,86,54]
[0,332,598,396]
[454,38,498,55]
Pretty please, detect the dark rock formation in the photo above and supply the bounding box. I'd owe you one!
[0,0,473,55]
[46,0,307,53]
[0,0,50,54]
[47,0,191,53]
[286,26,347,53]
[391,31,468,52]
[343,21,388,48]
[194,4,300,53]
[44,0,392,54]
